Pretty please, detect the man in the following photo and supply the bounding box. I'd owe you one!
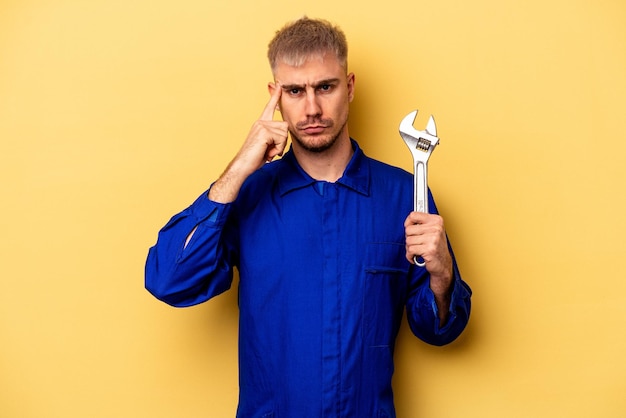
[146,17,471,417]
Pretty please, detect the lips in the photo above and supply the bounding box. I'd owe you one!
[297,119,333,135]
[302,126,326,135]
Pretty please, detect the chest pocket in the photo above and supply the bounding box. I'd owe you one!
[362,242,410,347]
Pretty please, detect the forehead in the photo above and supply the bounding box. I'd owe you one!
[273,53,346,85]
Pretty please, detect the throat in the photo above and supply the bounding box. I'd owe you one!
[294,140,354,182]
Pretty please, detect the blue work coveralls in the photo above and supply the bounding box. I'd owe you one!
[146,140,472,417]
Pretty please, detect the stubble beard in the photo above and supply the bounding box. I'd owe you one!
[290,116,348,154]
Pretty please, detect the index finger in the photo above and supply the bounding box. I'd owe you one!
[260,82,282,120]
[404,211,427,228]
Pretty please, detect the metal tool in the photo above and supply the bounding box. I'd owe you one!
[399,110,440,267]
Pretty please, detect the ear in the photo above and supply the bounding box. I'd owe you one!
[346,73,356,103]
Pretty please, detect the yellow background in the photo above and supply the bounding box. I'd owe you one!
[1,0,625,416]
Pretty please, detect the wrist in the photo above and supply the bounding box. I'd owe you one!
[429,267,453,297]
[209,163,248,203]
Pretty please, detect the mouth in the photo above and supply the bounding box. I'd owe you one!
[301,125,327,135]
[297,118,333,135]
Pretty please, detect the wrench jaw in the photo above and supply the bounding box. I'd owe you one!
[399,110,440,160]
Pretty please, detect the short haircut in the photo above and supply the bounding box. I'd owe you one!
[267,17,348,72]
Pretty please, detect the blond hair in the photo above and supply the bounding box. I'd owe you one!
[267,17,348,72]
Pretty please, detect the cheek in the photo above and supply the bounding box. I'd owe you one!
[280,106,296,123]
[334,97,351,121]
[277,101,293,120]
[281,99,308,121]
[278,106,300,131]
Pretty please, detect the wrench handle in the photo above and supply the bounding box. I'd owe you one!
[414,161,429,214]
[413,160,429,267]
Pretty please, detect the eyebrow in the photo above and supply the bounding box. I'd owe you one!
[281,78,341,91]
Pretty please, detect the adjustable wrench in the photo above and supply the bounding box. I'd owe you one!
[399,110,439,267]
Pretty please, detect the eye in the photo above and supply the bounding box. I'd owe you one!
[319,84,332,92]
[288,88,302,96]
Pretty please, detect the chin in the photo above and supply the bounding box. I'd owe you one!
[294,134,337,153]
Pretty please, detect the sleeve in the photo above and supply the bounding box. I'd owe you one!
[404,191,472,346]
[144,190,239,307]
[405,249,472,346]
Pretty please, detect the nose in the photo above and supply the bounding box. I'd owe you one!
[304,91,322,117]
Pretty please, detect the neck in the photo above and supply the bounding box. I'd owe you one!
[292,134,354,182]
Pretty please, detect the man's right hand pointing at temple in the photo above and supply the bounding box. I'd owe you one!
[209,83,288,203]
